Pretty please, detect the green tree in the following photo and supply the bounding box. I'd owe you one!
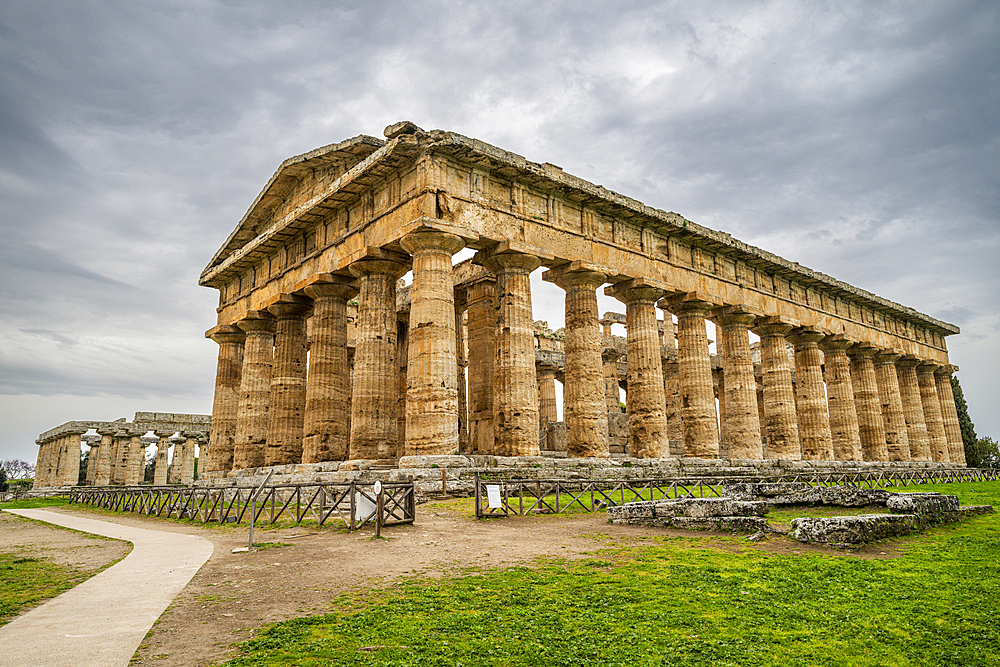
[967,436,1000,469]
[78,449,89,485]
[951,376,978,464]
[0,468,8,493]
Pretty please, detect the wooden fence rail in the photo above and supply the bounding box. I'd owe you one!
[71,481,416,530]
[474,467,1000,518]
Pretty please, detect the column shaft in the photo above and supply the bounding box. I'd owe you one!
[61,433,83,486]
[456,291,469,453]
[154,434,171,484]
[204,327,244,473]
[716,311,763,460]
[753,321,800,460]
[791,331,834,460]
[466,278,496,454]
[917,363,950,463]
[538,366,559,427]
[849,345,886,461]
[668,298,719,458]
[483,252,542,457]
[85,442,99,485]
[233,314,275,470]
[126,435,145,485]
[820,338,862,460]
[874,351,910,461]
[265,299,311,465]
[896,357,931,461]
[935,367,966,465]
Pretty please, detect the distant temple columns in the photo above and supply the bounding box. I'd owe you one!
[917,361,950,463]
[546,263,609,458]
[790,328,834,461]
[94,427,116,486]
[713,305,763,460]
[896,355,931,461]
[153,430,173,485]
[607,278,669,459]
[935,365,966,465]
[466,276,497,454]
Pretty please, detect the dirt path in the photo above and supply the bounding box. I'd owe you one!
[11,500,903,667]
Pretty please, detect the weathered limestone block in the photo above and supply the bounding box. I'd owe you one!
[607,278,670,459]
[885,492,959,522]
[790,328,834,460]
[820,335,863,461]
[607,497,768,521]
[719,482,811,500]
[349,257,409,460]
[466,276,496,454]
[204,325,244,473]
[765,485,891,507]
[233,313,275,470]
[667,516,771,532]
[849,343,887,462]
[483,250,543,457]
[546,421,568,452]
[607,412,629,454]
[665,294,719,458]
[302,278,357,463]
[547,264,609,458]
[934,365,967,466]
[714,307,764,460]
[753,318,801,460]
[916,362,950,463]
[397,455,473,469]
[896,356,931,461]
[874,350,911,462]
[791,514,921,547]
[959,505,996,517]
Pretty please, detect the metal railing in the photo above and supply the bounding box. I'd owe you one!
[474,467,999,517]
[72,481,416,530]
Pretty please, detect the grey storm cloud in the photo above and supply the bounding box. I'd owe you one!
[0,0,997,462]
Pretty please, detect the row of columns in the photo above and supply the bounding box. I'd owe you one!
[34,429,203,487]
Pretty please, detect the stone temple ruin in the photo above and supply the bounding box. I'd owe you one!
[191,121,967,478]
[33,413,208,488]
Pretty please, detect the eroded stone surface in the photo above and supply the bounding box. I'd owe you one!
[791,514,920,547]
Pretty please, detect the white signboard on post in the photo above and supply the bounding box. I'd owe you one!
[354,491,377,523]
[486,484,502,509]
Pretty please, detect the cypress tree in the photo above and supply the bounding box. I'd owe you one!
[951,376,978,465]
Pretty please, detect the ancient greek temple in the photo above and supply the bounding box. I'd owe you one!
[33,413,208,488]
[197,121,966,476]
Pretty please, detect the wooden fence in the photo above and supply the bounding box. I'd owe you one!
[72,481,415,530]
[474,467,1000,518]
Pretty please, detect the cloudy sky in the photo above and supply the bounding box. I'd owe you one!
[1,0,996,465]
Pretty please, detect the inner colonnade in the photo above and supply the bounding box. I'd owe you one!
[198,122,966,475]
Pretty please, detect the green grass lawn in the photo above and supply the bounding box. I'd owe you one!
[0,553,97,626]
[0,496,73,509]
[222,480,1000,667]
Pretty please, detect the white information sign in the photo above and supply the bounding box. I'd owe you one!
[373,480,382,495]
[354,491,377,523]
[486,484,502,509]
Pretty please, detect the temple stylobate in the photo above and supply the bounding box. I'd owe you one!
[198,121,966,474]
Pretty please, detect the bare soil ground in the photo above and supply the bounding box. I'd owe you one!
[3,500,905,667]
[0,511,130,573]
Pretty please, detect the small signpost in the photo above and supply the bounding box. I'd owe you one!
[248,469,274,550]
[374,480,383,538]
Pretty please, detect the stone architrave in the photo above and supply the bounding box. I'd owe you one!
[819,335,862,461]
[873,350,911,462]
[265,295,311,466]
[455,288,469,453]
[537,361,559,429]
[917,361,950,463]
[934,365,966,466]
[848,343,887,462]
[233,312,276,470]
[752,318,801,460]
[608,278,670,459]
[348,257,409,460]
[482,250,543,457]
[713,306,764,460]
[400,229,465,456]
[895,355,931,461]
[466,276,496,454]
[790,328,834,461]
[546,263,609,458]
[204,325,245,473]
[94,428,115,486]
[153,430,172,485]
[302,277,357,463]
[665,294,720,459]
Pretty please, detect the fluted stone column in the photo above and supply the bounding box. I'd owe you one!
[204,326,245,473]
[666,295,719,458]
[349,258,408,460]
[608,279,669,459]
[819,336,862,461]
[455,289,469,453]
[399,230,465,456]
[483,251,542,457]
[125,432,145,485]
[61,431,84,486]
[265,297,311,465]
[848,343,887,462]
[714,307,763,460]
[537,361,559,428]
[790,328,834,461]
[546,265,608,458]
[602,345,622,412]
[85,441,99,485]
[302,278,357,463]
[466,276,496,454]
[111,430,129,484]
[180,431,201,483]
[396,319,408,458]
[752,318,800,460]
[95,430,116,485]
[935,365,966,466]
[153,431,172,485]
[233,313,275,470]
[917,362,950,463]
[896,355,931,461]
[873,350,910,462]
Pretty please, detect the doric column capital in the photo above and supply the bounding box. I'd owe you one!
[895,354,923,368]
[847,341,881,358]
[96,426,117,437]
[236,311,275,334]
[818,333,855,353]
[712,304,763,328]
[265,293,312,320]
[751,316,799,338]
[788,326,831,348]
[302,274,358,302]
[205,324,245,345]
[917,360,941,374]
[114,429,130,438]
[544,262,607,292]
[154,430,174,438]
[181,429,207,440]
[873,349,904,365]
[604,277,670,305]
[399,229,465,256]
[661,292,718,316]
[934,363,959,377]
[482,251,543,275]
[348,258,410,280]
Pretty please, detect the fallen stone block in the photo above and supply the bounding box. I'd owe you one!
[720,482,811,499]
[885,493,959,523]
[791,514,920,547]
[959,504,996,517]
[668,516,770,532]
[607,497,768,522]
